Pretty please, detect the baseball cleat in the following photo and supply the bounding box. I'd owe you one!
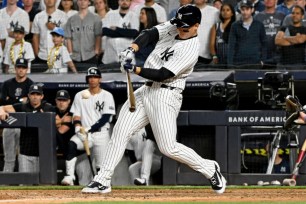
[61,175,74,186]
[134,178,147,186]
[209,163,226,194]
[81,181,111,194]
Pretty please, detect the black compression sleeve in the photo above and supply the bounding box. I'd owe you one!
[133,27,159,50]
[116,27,138,38]
[89,114,112,133]
[138,67,175,82]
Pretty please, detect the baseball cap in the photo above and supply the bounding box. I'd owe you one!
[56,90,70,100]
[170,4,202,28]
[14,25,25,33]
[29,84,43,95]
[15,58,28,68]
[240,0,253,8]
[50,27,65,37]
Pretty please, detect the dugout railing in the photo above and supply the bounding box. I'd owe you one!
[0,113,57,185]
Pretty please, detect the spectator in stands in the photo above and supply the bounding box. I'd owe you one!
[209,3,236,67]
[168,0,193,20]
[93,0,110,61]
[195,0,219,65]
[4,25,34,74]
[130,0,144,11]
[101,0,139,65]
[254,0,286,68]
[276,0,294,16]
[0,22,6,73]
[133,0,167,24]
[135,7,158,66]
[0,0,30,50]
[39,0,61,10]
[58,0,78,19]
[22,0,40,44]
[61,67,116,185]
[65,0,102,66]
[282,0,306,26]
[0,58,33,172]
[275,5,306,69]
[0,84,55,173]
[213,0,223,10]
[236,0,265,16]
[1,0,23,9]
[228,0,267,68]
[127,126,162,186]
[45,27,77,73]
[31,0,68,64]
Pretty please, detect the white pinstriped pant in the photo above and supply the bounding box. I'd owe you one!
[94,85,216,186]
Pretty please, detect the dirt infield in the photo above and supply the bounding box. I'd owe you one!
[0,188,306,203]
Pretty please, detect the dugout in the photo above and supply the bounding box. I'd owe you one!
[2,69,306,185]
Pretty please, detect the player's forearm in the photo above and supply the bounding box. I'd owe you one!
[135,67,175,82]
[133,27,159,51]
[88,114,112,133]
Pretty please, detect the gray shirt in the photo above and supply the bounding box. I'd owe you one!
[65,11,102,62]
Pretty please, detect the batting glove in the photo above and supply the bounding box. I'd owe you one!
[76,131,87,142]
[123,59,135,73]
[75,126,81,134]
[119,47,135,64]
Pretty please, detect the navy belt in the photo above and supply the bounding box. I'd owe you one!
[145,82,176,90]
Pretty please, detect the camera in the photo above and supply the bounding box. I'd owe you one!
[257,72,294,109]
[210,82,238,110]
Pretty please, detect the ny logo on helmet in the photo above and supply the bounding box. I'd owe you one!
[178,13,182,20]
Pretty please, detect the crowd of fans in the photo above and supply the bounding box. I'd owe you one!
[1,0,305,74]
[0,0,305,185]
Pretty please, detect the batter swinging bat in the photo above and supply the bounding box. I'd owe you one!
[126,72,136,112]
[283,139,306,186]
[80,127,95,177]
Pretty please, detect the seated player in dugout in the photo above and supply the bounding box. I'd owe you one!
[0,84,55,173]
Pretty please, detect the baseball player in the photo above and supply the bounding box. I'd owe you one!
[0,84,55,173]
[0,57,34,172]
[127,126,162,186]
[82,4,226,194]
[61,67,116,185]
[45,27,77,74]
[3,25,34,74]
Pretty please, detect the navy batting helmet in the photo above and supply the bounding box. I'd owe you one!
[170,4,201,28]
[86,67,101,83]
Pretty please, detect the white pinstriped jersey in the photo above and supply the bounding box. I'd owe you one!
[31,9,68,60]
[70,89,116,130]
[144,22,200,90]
[4,41,34,73]
[102,9,139,64]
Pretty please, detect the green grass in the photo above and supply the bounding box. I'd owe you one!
[0,185,306,190]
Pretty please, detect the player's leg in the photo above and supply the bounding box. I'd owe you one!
[128,161,142,184]
[147,89,226,193]
[91,129,110,172]
[82,88,148,193]
[2,128,20,172]
[62,135,91,185]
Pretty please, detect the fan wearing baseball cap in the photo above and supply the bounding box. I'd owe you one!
[3,25,35,74]
[0,84,55,173]
[46,27,77,74]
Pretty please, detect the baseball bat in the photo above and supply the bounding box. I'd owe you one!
[126,72,136,112]
[283,139,306,186]
[80,127,95,177]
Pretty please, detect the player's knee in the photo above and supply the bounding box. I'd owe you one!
[158,145,178,158]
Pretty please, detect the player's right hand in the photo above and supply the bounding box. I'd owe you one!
[76,131,86,142]
[119,47,135,64]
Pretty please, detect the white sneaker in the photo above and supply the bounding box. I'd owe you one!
[81,181,111,194]
[61,175,74,186]
[208,162,227,194]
